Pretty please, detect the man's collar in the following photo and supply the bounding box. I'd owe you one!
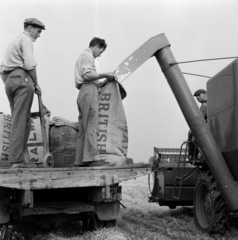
[86,48,93,55]
[86,48,95,58]
[23,31,34,42]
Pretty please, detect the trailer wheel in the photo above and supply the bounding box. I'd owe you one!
[168,205,177,210]
[84,214,116,231]
[194,170,229,234]
[43,153,54,168]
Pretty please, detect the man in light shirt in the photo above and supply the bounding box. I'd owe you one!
[188,89,208,160]
[194,89,207,120]
[74,37,114,166]
[0,18,45,168]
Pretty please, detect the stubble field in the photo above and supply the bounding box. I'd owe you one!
[2,175,238,240]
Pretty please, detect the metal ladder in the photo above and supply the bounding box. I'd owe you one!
[173,140,199,200]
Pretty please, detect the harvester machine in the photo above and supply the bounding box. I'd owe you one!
[144,34,238,234]
[105,33,238,234]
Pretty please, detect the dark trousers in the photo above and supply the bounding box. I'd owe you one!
[188,131,198,159]
[4,69,34,163]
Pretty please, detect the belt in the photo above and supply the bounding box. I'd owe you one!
[2,67,25,74]
[1,68,26,84]
[78,82,99,90]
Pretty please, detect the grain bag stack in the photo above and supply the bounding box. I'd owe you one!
[49,117,78,168]
[0,81,128,168]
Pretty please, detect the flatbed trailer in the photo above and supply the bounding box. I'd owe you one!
[0,164,151,229]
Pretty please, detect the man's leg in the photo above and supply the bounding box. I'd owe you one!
[82,85,99,162]
[75,108,84,165]
[188,131,194,160]
[188,130,200,160]
[5,69,34,164]
[75,84,99,165]
[23,76,34,163]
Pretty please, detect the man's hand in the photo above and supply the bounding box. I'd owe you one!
[105,72,115,81]
[114,74,118,81]
[98,79,108,87]
[34,84,42,95]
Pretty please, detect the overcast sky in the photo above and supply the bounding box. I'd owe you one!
[1,0,238,163]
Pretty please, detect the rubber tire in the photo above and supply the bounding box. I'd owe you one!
[94,218,116,229]
[194,170,229,234]
[43,153,54,168]
[84,214,116,231]
[168,205,177,210]
[0,225,10,240]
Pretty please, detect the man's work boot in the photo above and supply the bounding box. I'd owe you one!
[89,160,111,166]
[74,163,89,167]
[0,162,11,169]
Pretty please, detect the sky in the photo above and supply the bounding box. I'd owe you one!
[0,0,238,163]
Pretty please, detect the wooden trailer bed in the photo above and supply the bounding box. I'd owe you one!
[0,163,152,190]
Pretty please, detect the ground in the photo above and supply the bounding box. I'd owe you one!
[1,175,238,240]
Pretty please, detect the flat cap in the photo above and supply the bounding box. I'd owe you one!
[194,89,207,96]
[24,18,45,30]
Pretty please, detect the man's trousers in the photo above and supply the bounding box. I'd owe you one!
[75,84,99,165]
[4,68,34,163]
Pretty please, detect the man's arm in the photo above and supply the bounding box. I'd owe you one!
[200,102,207,120]
[21,36,41,95]
[83,71,114,82]
[27,68,41,95]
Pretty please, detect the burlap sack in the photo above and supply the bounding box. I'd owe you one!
[94,81,128,165]
[0,114,11,163]
[0,113,49,164]
[27,115,50,163]
[77,81,128,166]
[50,116,78,130]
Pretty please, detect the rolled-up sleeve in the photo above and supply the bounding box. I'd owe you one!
[21,37,37,70]
[81,53,96,77]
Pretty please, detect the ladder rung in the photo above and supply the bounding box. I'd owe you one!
[172,141,192,200]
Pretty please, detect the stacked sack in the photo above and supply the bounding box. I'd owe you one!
[0,111,50,166]
[49,117,78,168]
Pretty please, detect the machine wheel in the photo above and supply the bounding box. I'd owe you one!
[194,170,229,234]
[0,225,10,240]
[83,214,116,231]
[168,205,177,210]
[43,153,54,168]
[95,218,116,229]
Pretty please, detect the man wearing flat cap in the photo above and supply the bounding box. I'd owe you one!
[188,89,208,160]
[194,89,207,120]
[0,18,45,168]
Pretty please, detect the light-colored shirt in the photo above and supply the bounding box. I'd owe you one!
[0,31,37,74]
[75,48,97,89]
[200,100,207,120]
